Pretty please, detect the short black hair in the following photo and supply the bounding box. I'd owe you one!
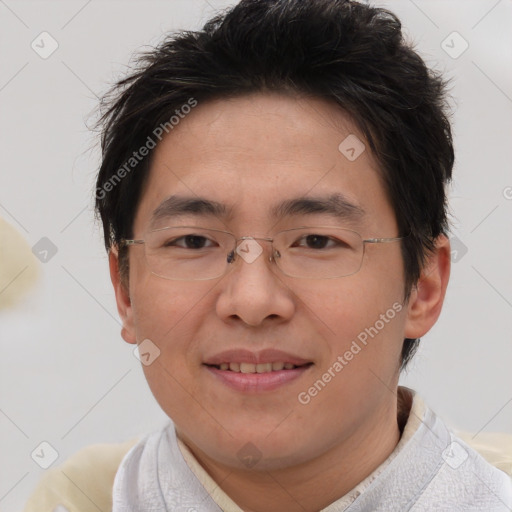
[95,0,454,371]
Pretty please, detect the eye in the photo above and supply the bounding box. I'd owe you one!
[299,234,330,249]
[165,235,216,249]
[294,234,343,250]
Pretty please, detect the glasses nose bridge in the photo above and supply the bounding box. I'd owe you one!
[232,235,279,265]
[237,235,274,244]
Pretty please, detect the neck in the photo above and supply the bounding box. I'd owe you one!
[179,393,407,512]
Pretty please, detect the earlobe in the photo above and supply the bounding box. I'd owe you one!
[403,235,451,339]
[109,248,137,345]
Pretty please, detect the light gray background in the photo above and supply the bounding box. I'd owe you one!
[1,1,511,510]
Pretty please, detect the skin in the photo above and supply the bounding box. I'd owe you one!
[110,93,450,512]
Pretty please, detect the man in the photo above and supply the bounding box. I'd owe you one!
[24,0,512,510]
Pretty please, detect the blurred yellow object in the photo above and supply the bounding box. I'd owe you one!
[457,430,512,477]
[0,216,40,310]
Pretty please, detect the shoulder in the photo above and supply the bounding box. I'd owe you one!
[415,431,512,511]
[402,392,512,510]
[23,438,138,512]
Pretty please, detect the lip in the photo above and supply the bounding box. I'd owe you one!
[205,364,313,392]
[203,348,312,366]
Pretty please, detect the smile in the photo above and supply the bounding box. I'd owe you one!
[204,362,313,392]
[210,362,307,373]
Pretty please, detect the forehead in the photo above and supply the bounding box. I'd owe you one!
[133,93,395,233]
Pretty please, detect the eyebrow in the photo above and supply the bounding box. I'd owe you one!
[150,196,231,227]
[270,194,365,222]
[149,193,365,227]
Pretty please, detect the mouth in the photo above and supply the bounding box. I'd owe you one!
[203,349,314,392]
[205,361,312,373]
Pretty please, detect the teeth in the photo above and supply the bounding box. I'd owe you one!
[218,362,298,373]
[240,362,255,374]
[257,363,273,373]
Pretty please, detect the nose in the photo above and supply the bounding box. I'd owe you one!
[215,238,295,327]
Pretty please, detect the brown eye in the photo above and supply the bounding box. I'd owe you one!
[164,235,215,249]
[304,235,329,249]
[294,234,343,250]
[183,235,209,249]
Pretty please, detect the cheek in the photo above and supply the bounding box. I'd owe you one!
[292,267,405,353]
[130,278,211,372]
[292,278,406,427]
[130,268,204,339]
[290,265,407,418]
[130,280,214,417]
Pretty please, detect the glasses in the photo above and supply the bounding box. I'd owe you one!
[120,225,406,281]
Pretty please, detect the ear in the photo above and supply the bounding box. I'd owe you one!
[109,248,137,345]
[403,235,451,339]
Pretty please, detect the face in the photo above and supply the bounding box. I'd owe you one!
[112,93,436,471]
